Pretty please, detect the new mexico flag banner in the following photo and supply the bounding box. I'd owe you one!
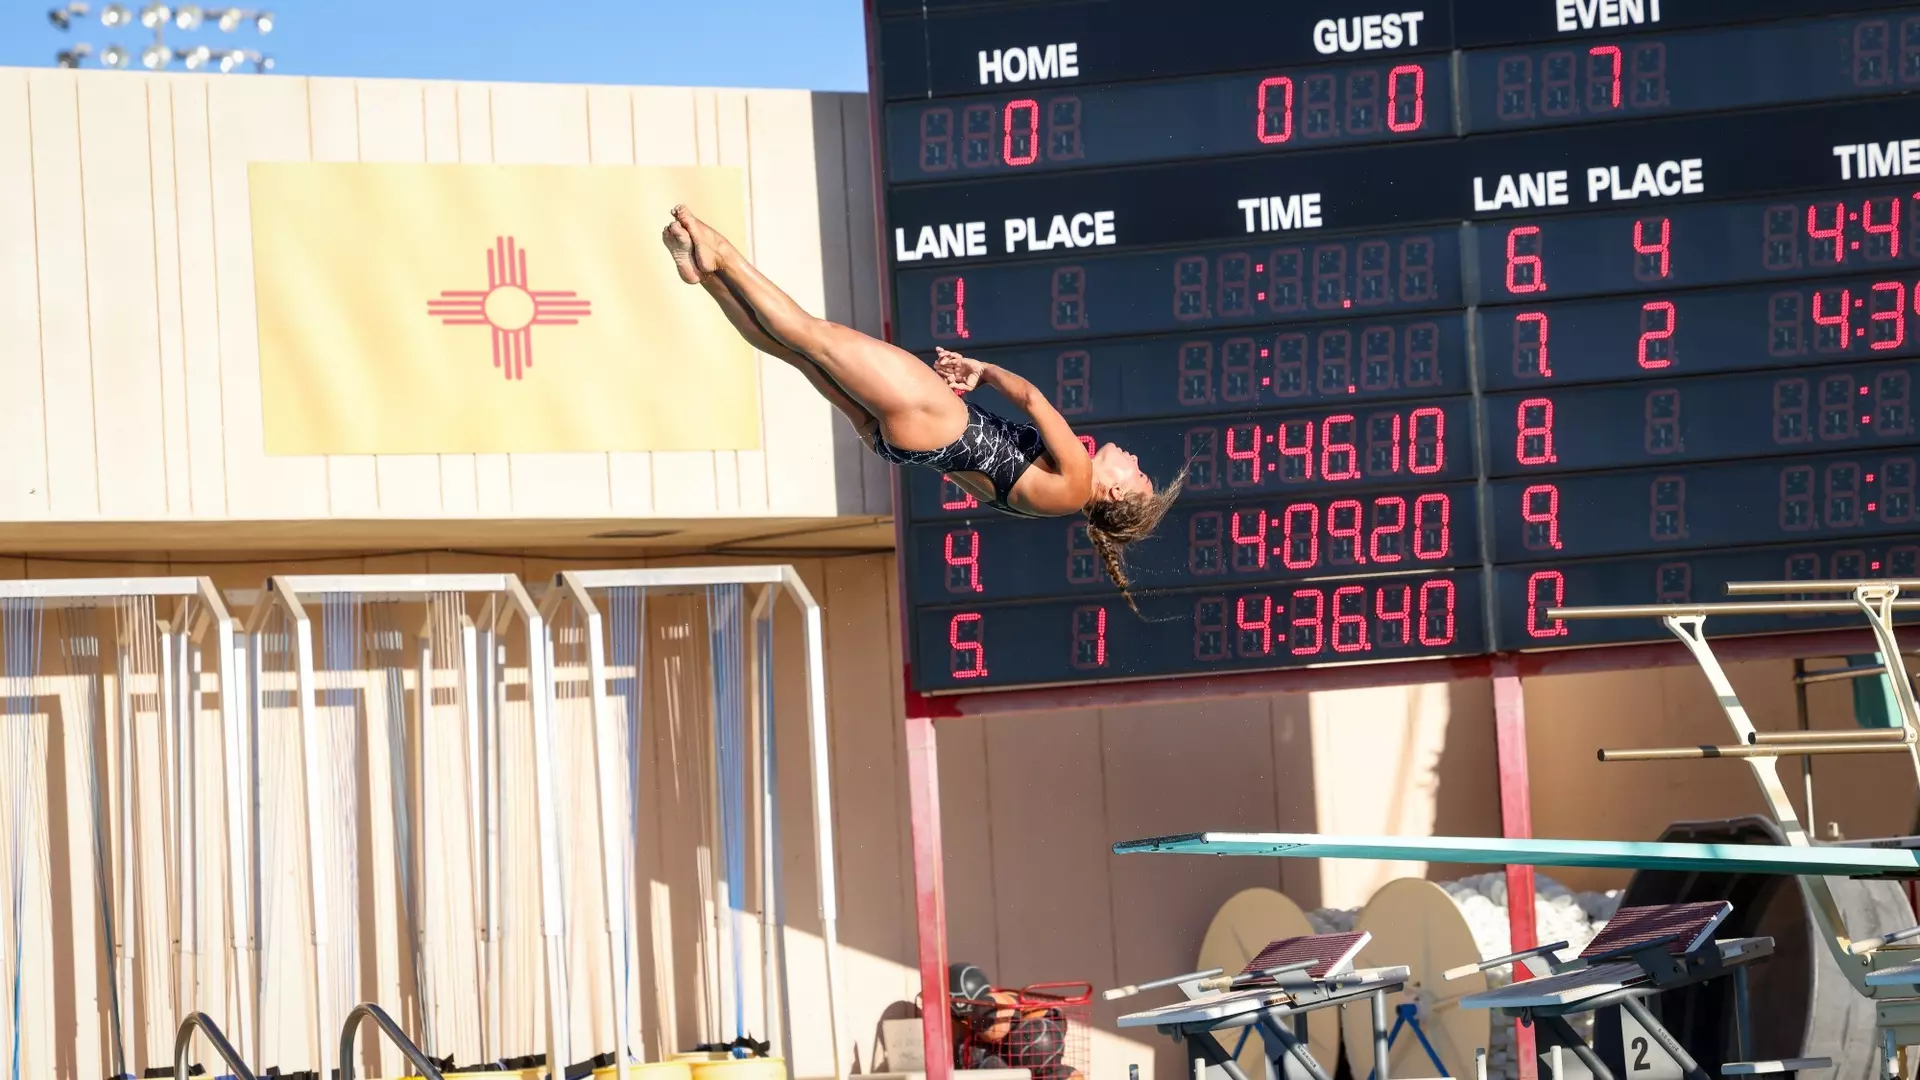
[249,162,760,455]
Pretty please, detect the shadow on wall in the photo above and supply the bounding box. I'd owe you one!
[808,92,893,520]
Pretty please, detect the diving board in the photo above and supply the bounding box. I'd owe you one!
[1113,832,1920,878]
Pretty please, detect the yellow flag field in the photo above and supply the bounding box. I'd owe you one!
[249,162,761,455]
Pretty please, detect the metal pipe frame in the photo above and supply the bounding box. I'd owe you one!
[550,567,843,1080]
[338,1001,445,1080]
[246,574,568,1080]
[0,578,247,1075]
[1750,729,1910,746]
[1546,584,1920,1060]
[174,1012,256,1080]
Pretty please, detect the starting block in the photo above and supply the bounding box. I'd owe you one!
[1454,902,1829,1080]
[1108,933,1415,1080]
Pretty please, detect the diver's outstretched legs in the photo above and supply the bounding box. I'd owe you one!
[664,206,962,451]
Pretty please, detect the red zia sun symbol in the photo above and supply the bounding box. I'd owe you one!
[426,237,592,381]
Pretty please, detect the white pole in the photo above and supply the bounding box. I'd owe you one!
[794,582,845,1080]
[529,604,573,1078]
[285,592,335,1080]
[579,591,637,1067]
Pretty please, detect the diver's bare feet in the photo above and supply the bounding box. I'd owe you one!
[666,204,727,283]
[661,217,706,285]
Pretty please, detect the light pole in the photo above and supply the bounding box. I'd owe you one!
[49,3,276,73]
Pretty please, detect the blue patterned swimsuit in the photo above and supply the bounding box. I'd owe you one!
[872,402,1050,518]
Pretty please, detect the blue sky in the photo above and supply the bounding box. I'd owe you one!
[4,0,873,90]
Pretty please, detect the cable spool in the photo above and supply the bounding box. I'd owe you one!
[1197,887,1337,1078]
[1339,879,1490,1080]
[1620,816,1911,1080]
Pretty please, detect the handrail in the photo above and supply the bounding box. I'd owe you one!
[175,1013,257,1080]
[338,1002,444,1080]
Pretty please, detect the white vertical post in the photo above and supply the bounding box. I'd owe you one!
[285,593,335,1080]
[577,590,637,1067]
[527,599,573,1078]
[795,583,846,1080]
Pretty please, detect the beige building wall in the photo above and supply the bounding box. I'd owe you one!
[0,67,892,547]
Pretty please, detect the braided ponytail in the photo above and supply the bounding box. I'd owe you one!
[1083,466,1187,617]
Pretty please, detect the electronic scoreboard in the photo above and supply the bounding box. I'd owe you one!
[869,0,1920,693]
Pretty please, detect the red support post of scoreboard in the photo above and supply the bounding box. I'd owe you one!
[905,710,954,1080]
[1492,654,1539,1080]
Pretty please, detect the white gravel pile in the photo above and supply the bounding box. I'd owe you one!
[1306,873,1624,1080]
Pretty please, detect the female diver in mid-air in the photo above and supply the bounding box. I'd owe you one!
[662,204,1182,610]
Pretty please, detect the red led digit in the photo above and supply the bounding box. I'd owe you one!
[1257,76,1295,144]
[1221,337,1259,403]
[1870,282,1907,350]
[1193,597,1229,660]
[1413,492,1450,560]
[1525,570,1568,638]
[1002,99,1040,166]
[1047,95,1083,161]
[1188,510,1225,576]
[1862,197,1901,261]
[1780,464,1815,530]
[1225,424,1265,487]
[1632,217,1671,280]
[940,475,980,511]
[1230,509,1270,570]
[1236,593,1275,656]
[1416,579,1456,646]
[1327,499,1366,565]
[1875,371,1912,438]
[1811,288,1854,350]
[1332,585,1369,653]
[1375,585,1412,646]
[1637,301,1676,369]
[1522,483,1564,551]
[1078,434,1097,457]
[1320,415,1360,481]
[1807,203,1846,264]
[1289,589,1325,656]
[1515,312,1551,378]
[1277,420,1315,481]
[948,612,987,679]
[943,529,983,594]
[1588,45,1622,108]
[918,106,955,173]
[1369,495,1407,563]
[1067,522,1100,583]
[1386,64,1425,133]
[1055,350,1091,415]
[1505,225,1546,294]
[1409,406,1445,474]
[1282,503,1321,570]
[1515,397,1558,466]
[930,274,969,341]
[1178,342,1215,406]
[1071,605,1108,669]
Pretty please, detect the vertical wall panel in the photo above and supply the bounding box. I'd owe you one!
[649,90,724,518]
[167,77,231,518]
[748,92,838,518]
[0,71,51,518]
[836,94,894,517]
[206,75,331,518]
[587,86,656,518]
[713,90,757,516]
[486,82,616,519]
[147,78,193,516]
[453,84,515,517]
[28,72,102,517]
[354,79,449,517]
[421,83,480,517]
[305,79,382,519]
[78,73,171,518]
